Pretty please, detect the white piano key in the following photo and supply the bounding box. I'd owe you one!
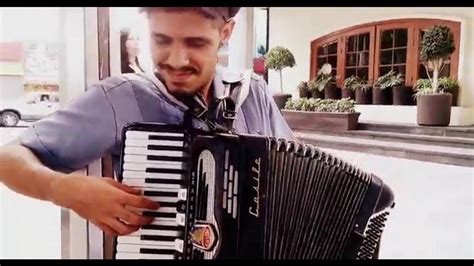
[117,236,175,246]
[129,229,181,237]
[144,196,177,203]
[126,130,184,139]
[123,179,182,189]
[117,243,177,253]
[117,243,170,253]
[151,218,178,226]
[125,138,183,148]
[124,155,184,166]
[115,252,175,260]
[123,171,182,180]
[123,162,184,171]
[154,207,177,213]
[125,147,185,157]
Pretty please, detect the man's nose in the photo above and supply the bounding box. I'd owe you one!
[166,45,190,69]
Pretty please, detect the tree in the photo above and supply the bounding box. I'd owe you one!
[420,25,455,93]
[264,46,296,93]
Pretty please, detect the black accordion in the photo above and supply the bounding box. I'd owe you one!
[114,122,395,260]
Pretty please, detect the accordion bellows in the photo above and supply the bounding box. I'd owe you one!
[114,122,395,260]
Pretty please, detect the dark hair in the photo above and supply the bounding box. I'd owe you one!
[120,28,144,74]
[139,7,240,22]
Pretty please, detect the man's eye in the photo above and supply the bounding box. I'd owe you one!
[154,38,170,46]
[187,40,207,48]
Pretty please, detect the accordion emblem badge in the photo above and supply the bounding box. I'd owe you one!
[190,223,218,251]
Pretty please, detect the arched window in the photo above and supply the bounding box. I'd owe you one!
[310,18,461,87]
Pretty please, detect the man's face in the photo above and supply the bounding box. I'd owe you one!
[147,10,234,97]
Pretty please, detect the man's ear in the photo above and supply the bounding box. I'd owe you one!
[220,19,236,44]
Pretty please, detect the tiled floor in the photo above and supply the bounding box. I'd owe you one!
[322,148,474,259]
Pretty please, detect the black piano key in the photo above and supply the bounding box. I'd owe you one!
[141,224,182,231]
[141,235,177,241]
[148,135,185,142]
[143,211,176,218]
[158,202,178,208]
[144,191,178,197]
[128,124,184,134]
[146,168,187,175]
[147,155,188,162]
[145,178,187,186]
[140,248,176,255]
[147,145,187,151]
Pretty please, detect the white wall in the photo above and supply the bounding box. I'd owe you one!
[268,7,474,107]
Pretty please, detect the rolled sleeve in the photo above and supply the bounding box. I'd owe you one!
[20,84,117,173]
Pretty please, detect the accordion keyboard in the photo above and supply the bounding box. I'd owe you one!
[115,128,190,260]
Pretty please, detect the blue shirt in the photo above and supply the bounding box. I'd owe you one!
[20,67,295,174]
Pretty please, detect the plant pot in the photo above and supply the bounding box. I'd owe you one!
[355,89,372,104]
[273,93,292,110]
[299,90,312,99]
[324,84,341,100]
[311,90,324,99]
[416,93,452,126]
[392,85,412,105]
[449,87,459,106]
[341,89,355,100]
[372,87,393,105]
[282,110,360,132]
[253,57,265,75]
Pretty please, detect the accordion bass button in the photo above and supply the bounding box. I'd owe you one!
[177,200,187,213]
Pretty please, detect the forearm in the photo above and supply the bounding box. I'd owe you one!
[0,144,65,204]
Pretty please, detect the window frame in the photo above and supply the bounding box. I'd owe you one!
[310,18,461,88]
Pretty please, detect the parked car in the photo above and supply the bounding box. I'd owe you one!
[0,91,60,127]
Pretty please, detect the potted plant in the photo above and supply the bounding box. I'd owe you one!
[342,76,357,100]
[384,72,411,105]
[282,97,360,132]
[438,77,460,106]
[297,81,312,98]
[318,63,340,99]
[253,44,266,75]
[354,77,372,104]
[373,70,399,105]
[307,77,324,99]
[265,46,296,109]
[416,25,455,126]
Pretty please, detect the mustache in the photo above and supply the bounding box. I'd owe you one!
[158,64,199,74]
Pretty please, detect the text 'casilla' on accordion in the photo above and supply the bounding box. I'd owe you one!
[114,122,395,259]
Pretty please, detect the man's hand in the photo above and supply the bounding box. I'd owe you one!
[52,174,159,236]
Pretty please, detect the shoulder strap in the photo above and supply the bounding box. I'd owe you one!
[229,69,252,111]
